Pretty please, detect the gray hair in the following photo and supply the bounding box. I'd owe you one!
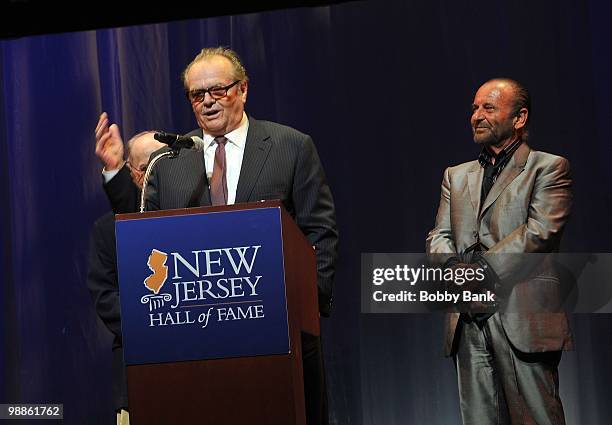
[181,47,249,90]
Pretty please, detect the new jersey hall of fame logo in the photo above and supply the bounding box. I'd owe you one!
[139,245,265,330]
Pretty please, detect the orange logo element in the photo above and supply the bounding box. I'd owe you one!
[144,249,168,294]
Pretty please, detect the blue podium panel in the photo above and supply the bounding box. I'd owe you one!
[115,207,290,365]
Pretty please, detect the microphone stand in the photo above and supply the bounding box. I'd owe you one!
[139,133,204,213]
[139,150,176,213]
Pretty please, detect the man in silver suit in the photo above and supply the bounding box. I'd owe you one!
[426,78,572,425]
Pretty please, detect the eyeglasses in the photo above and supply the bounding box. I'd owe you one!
[186,80,241,103]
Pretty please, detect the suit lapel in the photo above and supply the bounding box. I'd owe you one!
[479,143,530,218]
[235,117,272,203]
[467,162,483,214]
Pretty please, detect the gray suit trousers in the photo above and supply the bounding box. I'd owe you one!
[455,313,566,425]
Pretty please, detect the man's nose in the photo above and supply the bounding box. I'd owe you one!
[202,92,216,107]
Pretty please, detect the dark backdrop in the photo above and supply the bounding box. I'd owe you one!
[1,1,611,424]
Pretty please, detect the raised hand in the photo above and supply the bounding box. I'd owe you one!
[94,112,125,171]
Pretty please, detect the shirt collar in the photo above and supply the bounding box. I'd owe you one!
[478,138,522,167]
[202,112,249,150]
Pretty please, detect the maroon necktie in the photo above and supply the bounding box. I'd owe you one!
[210,136,228,205]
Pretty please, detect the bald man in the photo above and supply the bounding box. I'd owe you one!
[426,78,572,424]
[87,131,164,424]
[95,129,165,214]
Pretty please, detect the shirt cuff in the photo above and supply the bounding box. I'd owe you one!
[102,167,121,184]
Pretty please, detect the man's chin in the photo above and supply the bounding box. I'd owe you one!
[473,137,494,145]
[200,122,226,136]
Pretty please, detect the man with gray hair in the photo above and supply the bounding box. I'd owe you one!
[426,78,572,424]
[95,46,338,425]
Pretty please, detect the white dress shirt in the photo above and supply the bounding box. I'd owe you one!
[201,112,249,205]
[102,166,121,183]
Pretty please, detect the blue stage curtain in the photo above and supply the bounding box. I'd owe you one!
[1,1,611,424]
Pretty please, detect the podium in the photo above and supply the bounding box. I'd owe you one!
[115,200,318,425]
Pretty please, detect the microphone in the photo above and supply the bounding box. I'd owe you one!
[140,132,203,213]
[154,131,204,151]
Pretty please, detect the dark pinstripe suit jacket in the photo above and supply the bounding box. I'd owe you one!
[145,116,339,316]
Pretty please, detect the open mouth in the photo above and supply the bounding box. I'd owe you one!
[204,110,221,119]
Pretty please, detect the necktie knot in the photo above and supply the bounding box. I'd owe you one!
[214,136,228,146]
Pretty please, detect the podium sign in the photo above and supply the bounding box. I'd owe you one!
[116,207,290,365]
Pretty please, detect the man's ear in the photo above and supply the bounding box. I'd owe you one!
[514,107,528,130]
[239,80,248,103]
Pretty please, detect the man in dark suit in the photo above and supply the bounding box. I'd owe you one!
[94,47,338,425]
[88,131,165,425]
[426,78,572,425]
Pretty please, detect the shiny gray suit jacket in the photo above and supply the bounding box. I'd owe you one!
[145,116,339,316]
[426,143,573,356]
